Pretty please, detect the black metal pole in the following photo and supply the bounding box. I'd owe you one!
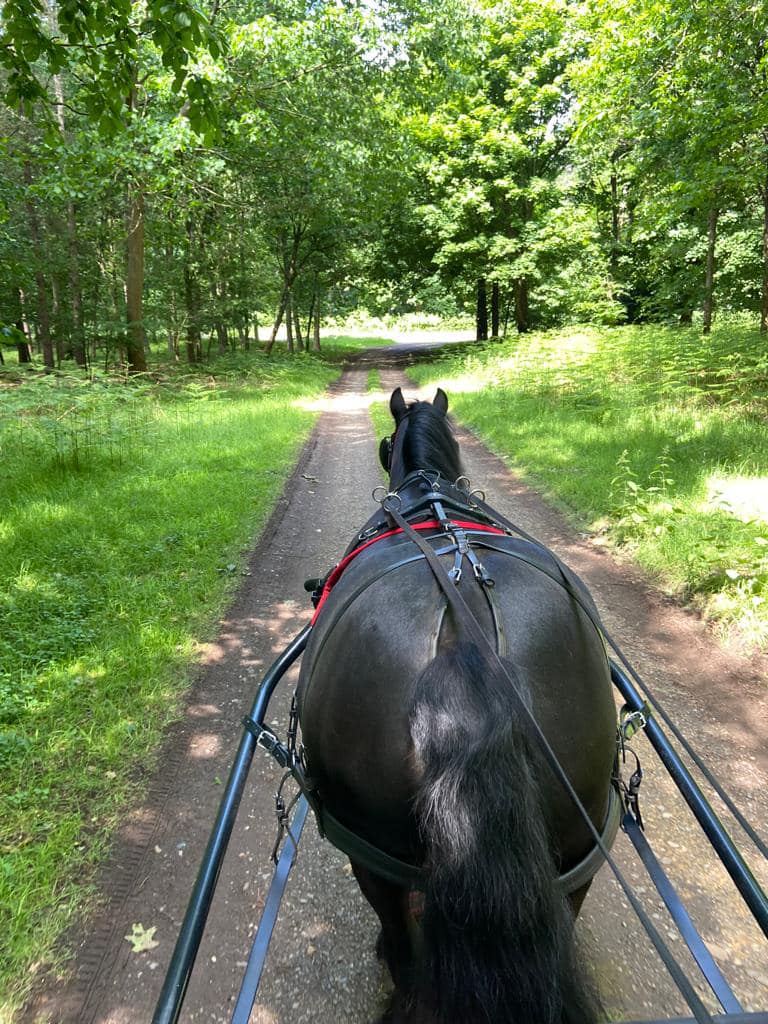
[611,662,768,940]
[153,624,311,1024]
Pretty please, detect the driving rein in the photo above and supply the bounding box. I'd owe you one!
[286,470,622,895]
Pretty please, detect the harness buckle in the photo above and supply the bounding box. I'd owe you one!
[243,718,291,768]
[358,524,381,541]
[620,703,650,742]
[454,529,470,554]
[472,560,494,587]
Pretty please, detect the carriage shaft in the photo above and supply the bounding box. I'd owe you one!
[152,625,311,1024]
[611,662,768,942]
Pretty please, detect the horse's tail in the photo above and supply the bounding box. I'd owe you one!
[409,641,600,1024]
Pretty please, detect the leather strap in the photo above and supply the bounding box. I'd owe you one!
[386,502,714,1024]
[320,784,622,896]
[467,492,767,862]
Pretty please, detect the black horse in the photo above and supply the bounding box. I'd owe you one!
[297,388,618,1024]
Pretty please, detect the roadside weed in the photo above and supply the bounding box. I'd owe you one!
[410,323,768,647]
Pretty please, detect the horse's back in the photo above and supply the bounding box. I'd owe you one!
[297,534,616,869]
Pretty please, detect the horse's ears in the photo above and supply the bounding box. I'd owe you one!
[433,388,449,415]
[390,387,407,422]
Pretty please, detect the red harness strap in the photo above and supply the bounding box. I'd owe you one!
[311,519,505,623]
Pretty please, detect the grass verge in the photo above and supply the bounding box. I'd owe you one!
[366,369,393,482]
[0,348,339,1016]
[409,323,768,649]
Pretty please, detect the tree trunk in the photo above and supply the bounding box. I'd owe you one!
[168,253,179,359]
[502,293,512,339]
[15,289,32,363]
[292,298,303,350]
[266,291,287,355]
[22,159,54,370]
[285,292,294,353]
[213,281,228,353]
[50,272,63,365]
[126,182,147,371]
[67,202,86,366]
[476,278,488,341]
[312,299,321,351]
[47,9,86,369]
[761,171,768,333]
[254,316,260,346]
[184,220,202,364]
[610,171,620,277]
[491,282,500,339]
[515,277,530,334]
[305,290,316,346]
[702,206,718,335]
[215,319,228,354]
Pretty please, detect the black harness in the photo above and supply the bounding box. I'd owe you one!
[250,465,733,1022]
[277,471,621,893]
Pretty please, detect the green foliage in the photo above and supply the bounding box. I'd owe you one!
[411,322,768,646]
[0,0,223,132]
[0,348,338,1013]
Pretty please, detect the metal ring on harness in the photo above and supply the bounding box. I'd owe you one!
[382,493,402,512]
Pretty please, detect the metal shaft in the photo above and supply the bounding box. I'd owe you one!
[153,624,311,1024]
[611,662,768,940]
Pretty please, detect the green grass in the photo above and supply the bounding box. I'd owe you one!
[0,348,339,1016]
[319,333,390,356]
[366,369,394,482]
[409,323,768,648]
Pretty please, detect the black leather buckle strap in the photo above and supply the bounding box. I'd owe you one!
[242,718,291,768]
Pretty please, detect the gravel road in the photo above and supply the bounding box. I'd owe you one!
[25,345,768,1024]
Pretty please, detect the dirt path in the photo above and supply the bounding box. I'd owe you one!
[25,348,767,1024]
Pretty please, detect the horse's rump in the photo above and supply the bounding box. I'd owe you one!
[296,530,617,876]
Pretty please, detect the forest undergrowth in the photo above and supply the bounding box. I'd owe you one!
[410,323,768,650]
[0,341,368,1016]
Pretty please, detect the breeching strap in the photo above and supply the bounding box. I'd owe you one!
[385,503,715,1024]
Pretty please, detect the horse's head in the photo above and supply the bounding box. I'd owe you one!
[379,387,462,487]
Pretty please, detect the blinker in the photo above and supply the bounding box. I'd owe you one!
[379,435,393,471]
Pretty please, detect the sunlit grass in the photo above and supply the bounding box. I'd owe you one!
[0,349,339,1014]
[410,323,768,648]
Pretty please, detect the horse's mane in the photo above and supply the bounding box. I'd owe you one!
[401,402,462,480]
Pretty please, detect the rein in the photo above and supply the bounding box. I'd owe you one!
[383,496,715,1024]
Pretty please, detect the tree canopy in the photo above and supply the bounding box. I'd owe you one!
[2,0,768,370]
